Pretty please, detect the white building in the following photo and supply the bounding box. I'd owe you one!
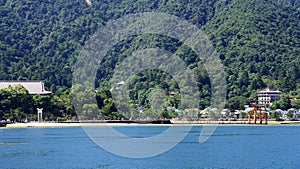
[258,88,281,105]
[0,81,51,95]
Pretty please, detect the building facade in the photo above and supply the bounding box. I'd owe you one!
[0,81,51,95]
[258,88,281,105]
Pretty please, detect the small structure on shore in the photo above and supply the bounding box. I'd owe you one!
[37,108,43,122]
[248,103,268,124]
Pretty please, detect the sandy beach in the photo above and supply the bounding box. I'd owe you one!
[4,122,164,128]
[2,120,299,128]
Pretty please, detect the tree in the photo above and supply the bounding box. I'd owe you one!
[270,111,282,119]
[33,95,51,109]
[291,99,300,109]
[226,96,249,111]
[95,88,122,120]
[286,111,294,119]
[271,95,291,110]
[240,111,248,119]
[51,89,75,121]
[1,0,300,121]
[71,83,102,120]
[82,103,101,120]
[0,85,34,122]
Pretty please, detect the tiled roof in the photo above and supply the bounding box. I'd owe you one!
[0,81,51,94]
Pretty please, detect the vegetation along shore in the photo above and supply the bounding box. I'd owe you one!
[0,0,300,123]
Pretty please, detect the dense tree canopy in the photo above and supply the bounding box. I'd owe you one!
[0,0,299,120]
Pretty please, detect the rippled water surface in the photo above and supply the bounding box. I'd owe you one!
[0,126,299,169]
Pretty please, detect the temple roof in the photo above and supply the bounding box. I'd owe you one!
[0,81,51,94]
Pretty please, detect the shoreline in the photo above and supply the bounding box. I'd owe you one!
[2,120,300,128]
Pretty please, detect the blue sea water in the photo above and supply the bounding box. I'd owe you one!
[0,125,299,169]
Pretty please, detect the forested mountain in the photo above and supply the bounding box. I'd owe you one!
[0,0,218,91]
[0,0,299,120]
[204,0,300,98]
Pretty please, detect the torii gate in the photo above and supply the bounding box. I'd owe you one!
[37,108,43,122]
[248,104,268,124]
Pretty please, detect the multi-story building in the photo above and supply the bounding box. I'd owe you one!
[258,88,281,105]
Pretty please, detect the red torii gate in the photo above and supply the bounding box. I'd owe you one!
[248,104,268,124]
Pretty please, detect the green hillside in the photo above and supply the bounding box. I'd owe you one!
[0,0,299,120]
[0,0,217,91]
[204,0,300,98]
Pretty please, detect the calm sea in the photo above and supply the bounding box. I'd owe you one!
[0,125,299,169]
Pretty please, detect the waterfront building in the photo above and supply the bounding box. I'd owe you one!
[257,88,281,105]
[0,81,51,122]
[0,80,51,95]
